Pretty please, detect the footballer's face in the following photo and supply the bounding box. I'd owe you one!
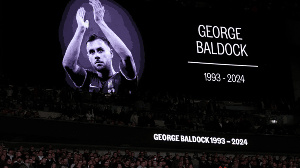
[87,39,113,72]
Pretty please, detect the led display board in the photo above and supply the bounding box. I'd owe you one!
[1,117,300,154]
[1,0,294,99]
[1,0,295,101]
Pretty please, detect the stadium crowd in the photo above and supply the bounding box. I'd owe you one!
[0,77,299,136]
[0,144,299,168]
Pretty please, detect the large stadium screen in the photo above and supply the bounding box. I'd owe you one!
[1,0,294,100]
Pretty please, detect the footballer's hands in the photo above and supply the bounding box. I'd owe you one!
[76,7,89,29]
[89,0,105,24]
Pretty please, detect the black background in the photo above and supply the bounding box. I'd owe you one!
[1,0,297,100]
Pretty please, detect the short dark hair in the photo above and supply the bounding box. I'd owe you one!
[86,34,111,48]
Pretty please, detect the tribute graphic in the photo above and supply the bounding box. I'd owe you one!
[61,0,142,94]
